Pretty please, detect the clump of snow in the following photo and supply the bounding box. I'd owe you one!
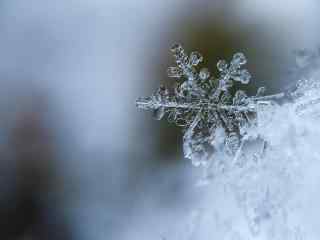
[137,45,320,239]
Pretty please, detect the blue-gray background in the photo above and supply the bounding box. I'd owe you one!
[0,1,318,239]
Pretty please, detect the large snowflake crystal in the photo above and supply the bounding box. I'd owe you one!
[136,45,320,239]
[136,44,285,166]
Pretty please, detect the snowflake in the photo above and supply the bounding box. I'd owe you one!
[136,43,284,166]
[136,44,320,239]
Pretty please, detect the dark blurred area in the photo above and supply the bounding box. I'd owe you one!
[0,1,318,239]
[0,93,71,240]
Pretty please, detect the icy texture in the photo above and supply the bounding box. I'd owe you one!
[136,43,284,166]
[136,45,320,240]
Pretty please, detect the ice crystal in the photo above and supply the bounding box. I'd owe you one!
[136,45,320,239]
[136,43,284,167]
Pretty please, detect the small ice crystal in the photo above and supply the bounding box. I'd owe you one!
[189,51,203,66]
[136,44,320,169]
[217,60,228,72]
[217,53,251,86]
[232,52,247,66]
[199,68,210,81]
[136,44,285,166]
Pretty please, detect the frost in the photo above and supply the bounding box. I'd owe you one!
[136,44,320,239]
[136,43,284,166]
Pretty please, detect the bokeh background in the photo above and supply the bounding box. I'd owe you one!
[0,0,319,239]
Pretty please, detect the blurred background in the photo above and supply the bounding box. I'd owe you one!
[0,0,318,239]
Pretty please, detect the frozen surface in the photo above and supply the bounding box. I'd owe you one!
[137,46,320,239]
